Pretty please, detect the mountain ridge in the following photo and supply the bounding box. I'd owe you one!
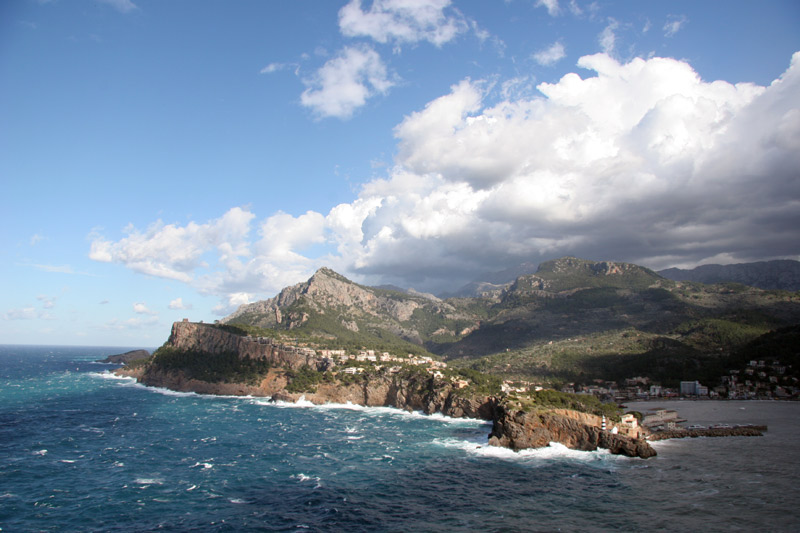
[220,257,800,387]
[658,259,800,291]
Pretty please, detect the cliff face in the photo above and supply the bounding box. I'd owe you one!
[166,321,319,370]
[488,406,657,458]
[137,356,497,421]
[270,376,497,420]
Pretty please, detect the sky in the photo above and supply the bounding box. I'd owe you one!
[2,0,799,346]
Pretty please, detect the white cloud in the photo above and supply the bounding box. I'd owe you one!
[168,297,192,310]
[37,295,56,309]
[338,0,468,47]
[598,18,618,55]
[90,206,255,282]
[533,41,566,66]
[663,15,688,38]
[96,0,138,14]
[91,52,800,300]
[32,264,73,274]
[535,0,560,17]
[260,63,285,74]
[300,45,395,119]
[133,302,157,315]
[3,307,38,320]
[567,0,582,16]
[212,292,254,317]
[30,233,44,246]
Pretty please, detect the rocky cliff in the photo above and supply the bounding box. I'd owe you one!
[166,321,320,370]
[488,405,657,458]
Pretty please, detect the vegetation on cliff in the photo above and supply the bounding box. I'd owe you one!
[504,389,621,421]
[149,345,272,385]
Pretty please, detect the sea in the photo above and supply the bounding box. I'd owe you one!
[1,345,799,532]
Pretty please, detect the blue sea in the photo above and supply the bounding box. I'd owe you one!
[2,345,799,532]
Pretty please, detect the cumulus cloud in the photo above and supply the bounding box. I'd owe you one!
[300,45,395,119]
[168,297,192,310]
[338,0,468,47]
[533,41,566,66]
[133,302,157,315]
[90,207,255,282]
[91,52,800,302]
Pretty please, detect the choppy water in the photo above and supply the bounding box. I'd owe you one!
[1,345,798,532]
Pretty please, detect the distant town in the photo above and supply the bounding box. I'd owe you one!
[248,330,798,401]
[560,357,798,401]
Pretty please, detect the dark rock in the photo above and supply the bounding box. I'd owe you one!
[99,349,150,364]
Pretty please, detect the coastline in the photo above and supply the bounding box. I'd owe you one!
[112,365,659,459]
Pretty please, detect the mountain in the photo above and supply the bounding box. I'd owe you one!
[222,267,478,354]
[658,260,800,291]
[221,257,800,387]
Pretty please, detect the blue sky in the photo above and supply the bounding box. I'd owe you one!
[2,0,799,346]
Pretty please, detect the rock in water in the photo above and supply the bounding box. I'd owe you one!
[488,407,657,458]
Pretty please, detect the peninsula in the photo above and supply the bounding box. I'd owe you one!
[116,320,657,458]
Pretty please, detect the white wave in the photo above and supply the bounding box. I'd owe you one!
[88,371,136,382]
[135,477,164,485]
[134,384,202,398]
[32,449,47,456]
[59,459,77,464]
[191,462,214,469]
[433,438,617,464]
[186,485,198,491]
[291,473,322,488]
[265,397,490,427]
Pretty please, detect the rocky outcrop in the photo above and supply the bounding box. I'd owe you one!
[488,406,657,458]
[167,321,319,370]
[99,349,150,364]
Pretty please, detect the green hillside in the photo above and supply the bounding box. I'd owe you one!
[221,257,800,388]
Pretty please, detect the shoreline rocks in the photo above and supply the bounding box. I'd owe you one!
[648,425,766,440]
[488,405,657,459]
